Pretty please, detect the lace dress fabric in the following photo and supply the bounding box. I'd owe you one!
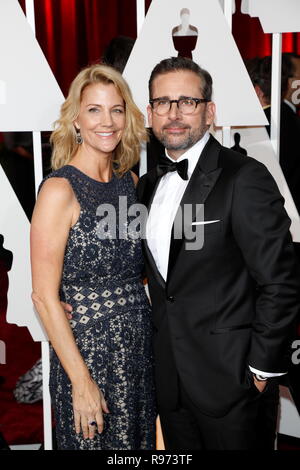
[40,165,156,450]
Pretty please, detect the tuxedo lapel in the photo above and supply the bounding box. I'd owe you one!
[143,241,166,289]
[167,136,223,282]
[139,168,162,210]
[138,168,166,289]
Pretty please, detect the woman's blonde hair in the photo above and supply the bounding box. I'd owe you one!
[50,63,148,174]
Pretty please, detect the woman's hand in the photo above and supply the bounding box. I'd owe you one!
[72,378,109,440]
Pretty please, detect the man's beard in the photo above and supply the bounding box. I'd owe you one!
[155,119,209,152]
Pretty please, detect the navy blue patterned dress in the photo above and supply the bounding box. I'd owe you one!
[40,165,156,450]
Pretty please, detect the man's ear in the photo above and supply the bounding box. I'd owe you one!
[205,101,216,126]
[254,85,264,101]
[147,104,153,128]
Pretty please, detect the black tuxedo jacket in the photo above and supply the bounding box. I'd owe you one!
[137,134,300,417]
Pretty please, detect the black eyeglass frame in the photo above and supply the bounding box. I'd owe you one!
[149,97,210,114]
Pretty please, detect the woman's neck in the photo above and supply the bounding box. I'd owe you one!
[70,148,113,183]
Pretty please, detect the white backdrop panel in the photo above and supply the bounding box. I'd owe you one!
[0,0,64,131]
[241,0,300,33]
[0,166,47,341]
[124,0,267,127]
[218,0,236,14]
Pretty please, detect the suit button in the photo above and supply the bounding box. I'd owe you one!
[167,296,175,302]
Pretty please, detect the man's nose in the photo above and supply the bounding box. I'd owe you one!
[168,101,181,119]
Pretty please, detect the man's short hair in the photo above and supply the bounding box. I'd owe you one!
[282,52,300,79]
[148,56,213,101]
[246,56,273,102]
[102,36,135,73]
[246,54,290,103]
[246,54,299,103]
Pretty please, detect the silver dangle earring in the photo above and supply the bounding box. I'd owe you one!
[76,129,83,144]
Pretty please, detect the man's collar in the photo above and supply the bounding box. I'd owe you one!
[284,99,297,113]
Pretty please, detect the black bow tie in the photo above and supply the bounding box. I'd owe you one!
[157,155,189,180]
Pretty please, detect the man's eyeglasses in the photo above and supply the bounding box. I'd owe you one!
[149,97,210,116]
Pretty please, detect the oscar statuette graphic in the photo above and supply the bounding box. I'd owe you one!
[172,8,198,59]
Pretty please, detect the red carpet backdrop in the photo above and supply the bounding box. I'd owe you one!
[0,0,300,448]
[17,0,300,96]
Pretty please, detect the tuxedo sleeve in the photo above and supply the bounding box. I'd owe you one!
[231,159,300,372]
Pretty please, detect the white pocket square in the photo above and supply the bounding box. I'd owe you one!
[191,220,220,226]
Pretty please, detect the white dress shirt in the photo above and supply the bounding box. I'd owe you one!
[146,131,209,281]
[146,130,284,379]
[284,98,297,113]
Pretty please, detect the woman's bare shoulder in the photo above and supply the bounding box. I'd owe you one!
[38,177,74,204]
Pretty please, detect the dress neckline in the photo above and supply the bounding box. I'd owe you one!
[65,164,116,185]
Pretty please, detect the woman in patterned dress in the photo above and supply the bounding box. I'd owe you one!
[30,64,156,450]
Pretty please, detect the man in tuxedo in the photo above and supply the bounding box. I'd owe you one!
[137,57,299,450]
[283,52,300,114]
[247,55,300,212]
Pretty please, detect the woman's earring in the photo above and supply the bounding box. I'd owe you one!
[76,129,83,144]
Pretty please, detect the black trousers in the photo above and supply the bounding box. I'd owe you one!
[159,378,279,450]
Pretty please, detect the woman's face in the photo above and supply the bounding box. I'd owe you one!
[75,82,126,157]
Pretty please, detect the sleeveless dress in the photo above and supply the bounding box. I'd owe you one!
[40,165,156,450]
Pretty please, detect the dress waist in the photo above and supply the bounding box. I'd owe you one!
[60,275,149,335]
[61,273,142,289]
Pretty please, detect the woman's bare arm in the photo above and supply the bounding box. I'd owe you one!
[31,178,108,439]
